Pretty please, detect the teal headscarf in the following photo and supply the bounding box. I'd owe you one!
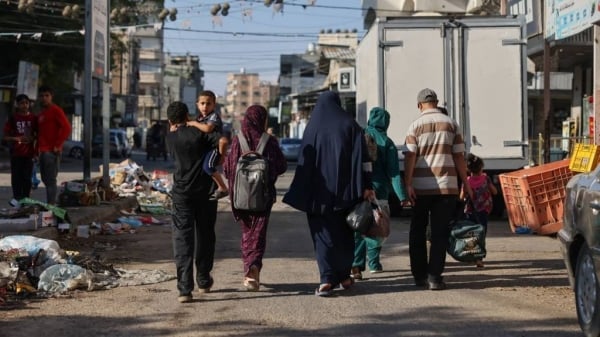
[365,107,390,147]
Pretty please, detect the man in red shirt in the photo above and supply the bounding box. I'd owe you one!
[2,94,38,206]
[37,86,71,205]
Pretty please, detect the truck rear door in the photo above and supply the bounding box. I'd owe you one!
[372,16,528,170]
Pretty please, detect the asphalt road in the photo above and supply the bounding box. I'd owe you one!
[0,152,584,337]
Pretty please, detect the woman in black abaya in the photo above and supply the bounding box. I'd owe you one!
[283,91,374,296]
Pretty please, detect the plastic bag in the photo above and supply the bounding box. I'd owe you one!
[346,200,375,234]
[0,235,64,266]
[31,161,40,189]
[365,199,390,239]
[37,264,93,293]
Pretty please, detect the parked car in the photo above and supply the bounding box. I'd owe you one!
[559,167,600,337]
[279,138,302,161]
[92,129,131,158]
[62,140,84,159]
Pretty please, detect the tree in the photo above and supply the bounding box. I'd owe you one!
[0,0,158,102]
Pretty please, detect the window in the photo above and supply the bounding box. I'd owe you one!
[300,68,314,77]
[281,63,292,75]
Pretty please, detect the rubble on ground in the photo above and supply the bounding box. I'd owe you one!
[0,158,172,234]
[0,233,175,306]
[0,159,176,307]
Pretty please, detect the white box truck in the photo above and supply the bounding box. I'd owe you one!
[356,15,528,214]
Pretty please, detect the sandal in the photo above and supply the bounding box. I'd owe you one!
[243,265,260,291]
[243,277,259,291]
[341,277,354,290]
[314,283,334,297]
[351,267,363,280]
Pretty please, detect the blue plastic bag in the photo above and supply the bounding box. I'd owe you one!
[32,161,40,189]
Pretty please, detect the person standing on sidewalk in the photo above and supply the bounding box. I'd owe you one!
[2,94,38,207]
[165,101,220,303]
[223,105,287,292]
[404,88,472,291]
[351,107,408,279]
[36,86,71,205]
[283,91,374,297]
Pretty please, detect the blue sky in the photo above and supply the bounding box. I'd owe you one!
[162,0,364,96]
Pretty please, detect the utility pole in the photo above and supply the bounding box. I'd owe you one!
[594,25,600,145]
[543,40,552,163]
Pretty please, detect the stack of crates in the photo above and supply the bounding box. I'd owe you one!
[499,159,574,235]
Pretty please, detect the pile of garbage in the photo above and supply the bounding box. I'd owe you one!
[59,159,173,212]
[0,235,175,305]
[102,159,173,215]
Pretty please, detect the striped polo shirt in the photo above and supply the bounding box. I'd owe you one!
[405,108,465,195]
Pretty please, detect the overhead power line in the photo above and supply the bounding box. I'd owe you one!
[164,26,319,38]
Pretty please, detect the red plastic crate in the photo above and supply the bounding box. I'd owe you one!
[499,159,574,235]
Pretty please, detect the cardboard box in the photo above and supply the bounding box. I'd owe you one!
[40,211,56,227]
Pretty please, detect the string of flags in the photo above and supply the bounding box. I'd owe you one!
[0,23,163,42]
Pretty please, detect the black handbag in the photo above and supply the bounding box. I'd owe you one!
[346,200,375,234]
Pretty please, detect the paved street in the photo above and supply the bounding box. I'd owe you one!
[0,151,584,337]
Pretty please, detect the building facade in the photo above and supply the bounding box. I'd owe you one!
[163,53,204,118]
[225,70,261,116]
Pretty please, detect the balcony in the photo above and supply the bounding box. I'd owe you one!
[139,72,161,84]
[139,49,162,60]
[527,72,573,91]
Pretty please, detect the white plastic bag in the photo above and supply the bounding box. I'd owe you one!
[37,264,93,293]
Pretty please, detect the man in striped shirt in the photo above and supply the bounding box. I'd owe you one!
[403,88,472,291]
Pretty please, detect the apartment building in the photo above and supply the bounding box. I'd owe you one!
[225,69,261,116]
[163,53,204,118]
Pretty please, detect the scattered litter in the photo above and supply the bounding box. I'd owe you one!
[514,226,532,234]
[92,242,116,251]
[37,264,93,293]
[117,217,143,228]
[76,225,90,238]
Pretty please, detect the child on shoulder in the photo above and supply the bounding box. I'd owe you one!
[186,90,230,200]
[460,153,498,268]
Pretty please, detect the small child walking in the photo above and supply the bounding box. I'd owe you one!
[460,153,498,268]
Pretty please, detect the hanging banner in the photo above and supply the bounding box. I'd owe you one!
[16,61,39,99]
[546,0,600,40]
[91,0,109,80]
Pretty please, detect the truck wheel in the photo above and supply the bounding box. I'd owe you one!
[575,243,600,337]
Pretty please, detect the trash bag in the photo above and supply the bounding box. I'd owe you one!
[0,235,64,267]
[346,200,375,234]
[37,264,93,293]
[365,199,391,239]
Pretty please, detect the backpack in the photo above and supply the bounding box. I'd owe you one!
[447,219,487,262]
[364,133,378,161]
[233,133,271,212]
[466,176,493,214]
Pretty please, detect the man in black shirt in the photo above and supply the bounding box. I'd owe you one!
[166,101,220,303]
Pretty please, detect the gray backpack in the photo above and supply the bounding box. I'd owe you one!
[233,133,271,211]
